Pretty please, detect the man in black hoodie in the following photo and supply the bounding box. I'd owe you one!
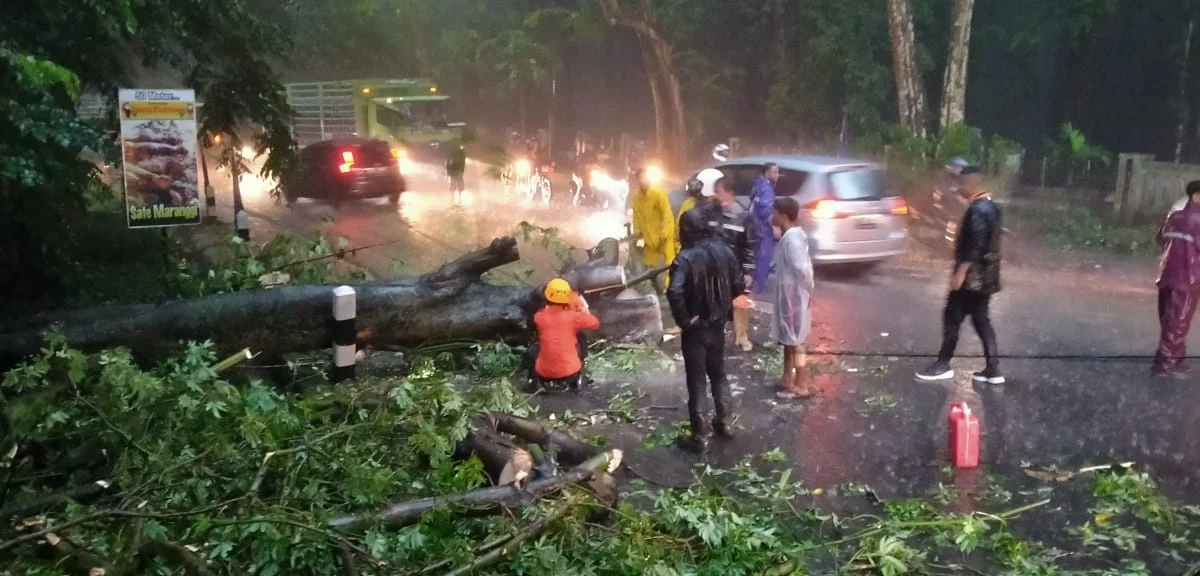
[667,208,746,453]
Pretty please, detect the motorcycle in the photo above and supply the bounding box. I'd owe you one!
[530,162,553,207]
[571,166,628,211]
[505,157,533,199]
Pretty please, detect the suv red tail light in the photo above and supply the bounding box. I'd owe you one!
[810,199,846,219]
[889,197,909,216]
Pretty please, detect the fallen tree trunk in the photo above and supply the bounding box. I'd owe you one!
[328,449,622,533]
[456,430,534,487]
[0,237,664,368]
[482,412,603,468]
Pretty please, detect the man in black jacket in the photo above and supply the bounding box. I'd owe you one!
[668,208,746,453]
[708,176,758,350]
[916,167,1005,385]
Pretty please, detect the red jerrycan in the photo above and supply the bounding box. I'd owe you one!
[948,402,980,469]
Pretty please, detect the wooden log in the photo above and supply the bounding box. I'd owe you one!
[455,431,533,487]
[480,413,603,468]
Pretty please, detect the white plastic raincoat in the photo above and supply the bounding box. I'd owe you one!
[769,226,814,346]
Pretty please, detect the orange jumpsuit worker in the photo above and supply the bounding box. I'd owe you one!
[531,278,601,391]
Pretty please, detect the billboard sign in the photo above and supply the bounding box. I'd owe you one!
[119,89,201,228]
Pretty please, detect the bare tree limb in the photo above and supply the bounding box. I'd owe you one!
[0,479,115,521]
[248,426,360,497]
[210,516,382,569]
[135,540,219,576]
[439,498,577,576]
[329,449,622,533]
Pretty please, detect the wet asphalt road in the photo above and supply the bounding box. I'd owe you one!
[213,160,1200,507]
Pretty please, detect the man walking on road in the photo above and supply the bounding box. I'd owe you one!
[916,167,1005,385]
[667,209,745,453]
[1151,180,1200,378]
[446,142,467,207]
[750,163,780,294]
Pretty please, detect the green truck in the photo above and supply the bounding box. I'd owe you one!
[283,78,464,157]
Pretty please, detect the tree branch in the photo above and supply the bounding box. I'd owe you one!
[76,394,152,457]
[0,478,114,521]
[135,540,219,576]
[0,497,246,554]
[41,532,120,576]
[422,236,520,289]
[439,498,578,576]
[211,516,382,569]
[248,426,360,497]
[329,449,622,533]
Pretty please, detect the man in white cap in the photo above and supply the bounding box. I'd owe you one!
[675,168,724,252]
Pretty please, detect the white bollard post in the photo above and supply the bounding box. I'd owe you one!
[332,286,356,383]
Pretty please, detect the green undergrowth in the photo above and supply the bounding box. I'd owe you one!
[1008,204,1158,256]
[1,337,1198,576]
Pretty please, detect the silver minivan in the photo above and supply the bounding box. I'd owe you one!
[670,155,908,266]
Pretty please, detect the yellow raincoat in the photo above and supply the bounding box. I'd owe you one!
[631,185,676,283]
[674,196,699,253]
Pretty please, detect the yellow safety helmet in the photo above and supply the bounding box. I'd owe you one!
[544,278,573,304]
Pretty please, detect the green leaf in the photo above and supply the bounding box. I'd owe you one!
[762,447,787,463]
[142,520,168,540]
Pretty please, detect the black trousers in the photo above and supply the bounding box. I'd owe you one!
[937,290,999,370]
[681,324,730,437]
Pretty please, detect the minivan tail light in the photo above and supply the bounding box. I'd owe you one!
[338,150,355,174]
[889,197,909,216]
[810,199,845,220]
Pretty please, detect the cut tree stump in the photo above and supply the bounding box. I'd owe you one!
[0,237,664,368]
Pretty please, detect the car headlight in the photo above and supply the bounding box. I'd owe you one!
[515,158,533,176]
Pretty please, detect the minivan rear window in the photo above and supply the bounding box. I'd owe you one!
[355,142,396,167]
[775,169,810,197]
[829,168,886,201]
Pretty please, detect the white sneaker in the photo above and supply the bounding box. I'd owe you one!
[915,362,954,381]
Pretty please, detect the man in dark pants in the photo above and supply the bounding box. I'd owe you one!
[1151,180,1200,378]
[916,167,1005,385]
[667,209,746,453]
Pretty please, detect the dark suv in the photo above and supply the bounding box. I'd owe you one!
[283,138,406,208]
